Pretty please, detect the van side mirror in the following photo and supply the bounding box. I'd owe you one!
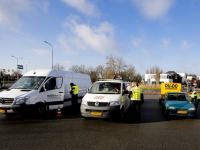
[86,89,89,93]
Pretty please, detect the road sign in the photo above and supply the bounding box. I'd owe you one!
[18,65,23,69]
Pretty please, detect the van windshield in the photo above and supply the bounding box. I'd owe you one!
[11,76,46,90]
[88,82,121,94]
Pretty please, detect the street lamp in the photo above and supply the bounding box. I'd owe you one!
[11,55,23,80]
[44,41,53,69]
[23,62,31,73]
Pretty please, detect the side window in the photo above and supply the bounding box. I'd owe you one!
[45,78,56,90]
[45,77,63,91]
[56,77,63,89]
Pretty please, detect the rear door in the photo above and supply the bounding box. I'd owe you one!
[43,77,64,110]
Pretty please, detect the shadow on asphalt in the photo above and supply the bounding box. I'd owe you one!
[1,98,200,124]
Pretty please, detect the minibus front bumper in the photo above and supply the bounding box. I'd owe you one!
[80,104,120,118]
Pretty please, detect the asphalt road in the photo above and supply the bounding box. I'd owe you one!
[1,95,200,150]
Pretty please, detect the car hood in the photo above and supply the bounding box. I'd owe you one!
[0,89,33,98]
[82,93,121,102]
[167,101,194,109]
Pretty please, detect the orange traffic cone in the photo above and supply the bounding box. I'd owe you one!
[56,106,62,117]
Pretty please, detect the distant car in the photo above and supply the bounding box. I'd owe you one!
[161,92,196,117]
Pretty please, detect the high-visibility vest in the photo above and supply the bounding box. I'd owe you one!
[130,87,142,101]
[191,91,200,100]
[72,85,79,95]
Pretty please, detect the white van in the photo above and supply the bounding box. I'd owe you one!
[80,79,131,118]
[0,69,91,114]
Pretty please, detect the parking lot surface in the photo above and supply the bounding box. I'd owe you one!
[0,95,200,150]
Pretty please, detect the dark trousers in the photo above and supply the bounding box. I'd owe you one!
[130,100,141,116]
[192,98,199,110]
[194,101,199,110]
[72,94,78,105]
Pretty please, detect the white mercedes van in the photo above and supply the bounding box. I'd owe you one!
[0,69,91,114]
[80,79,131,118]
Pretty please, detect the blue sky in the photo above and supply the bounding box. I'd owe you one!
[0,0,200,76]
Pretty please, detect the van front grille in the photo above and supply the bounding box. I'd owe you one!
[0,98,14,105]
[87,102,109,107]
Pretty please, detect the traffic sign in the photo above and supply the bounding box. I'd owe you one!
[18,65,23,69]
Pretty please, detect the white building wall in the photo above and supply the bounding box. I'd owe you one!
[178,73,187,84]
[145,74,173,83]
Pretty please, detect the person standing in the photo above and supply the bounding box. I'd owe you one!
[128,81,143,117]
[190,90,200,110]
[70,83,79,106]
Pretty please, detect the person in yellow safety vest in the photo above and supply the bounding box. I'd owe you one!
[190,90,200,110]
[70,83,79,106]
[128,81,143,117]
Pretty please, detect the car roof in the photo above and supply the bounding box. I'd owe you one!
[95,80,129,84]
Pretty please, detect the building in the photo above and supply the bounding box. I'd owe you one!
[145,71,186,84]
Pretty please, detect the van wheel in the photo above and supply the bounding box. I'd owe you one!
[119,107,124,118]
[36,103,46,116]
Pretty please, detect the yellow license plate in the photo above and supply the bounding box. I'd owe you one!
[0,110,5,113]
[177,111,187,114]
[91,112,102,116]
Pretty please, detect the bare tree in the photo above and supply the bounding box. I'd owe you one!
[53,63,65,70]
[146,66,163,87]
[78,65,87,74]
[106,55,117,74]
[106,55,127,75]
[87,67,98,83]
[95,65,105,79]
[115,57,127,74]
[69,65,80,72]
[134,73,142,83]
[103,67,115,79]
[125,64,136,81]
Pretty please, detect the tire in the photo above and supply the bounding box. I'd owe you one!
[36,103,46,116]
[163,107,168,117]
[119,107,124,119]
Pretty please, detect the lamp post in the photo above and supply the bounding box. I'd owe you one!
[182,67,190,92]
[11,55,23,80]
[23,62,31,73]
[44,41,53,69]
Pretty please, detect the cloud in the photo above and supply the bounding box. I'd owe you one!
[58,16,123,54]
[32,49,50,56]
[131,37,143,47]
[161,38,170,48]
[60,0,99,17]
[180,40,195,50]
[0,0,49,30]
[130,0,175,19]
[141,48,151,57]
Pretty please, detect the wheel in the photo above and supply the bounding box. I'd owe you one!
[163,107,168,117]
[36,103,46,116]
[119,107,124,119]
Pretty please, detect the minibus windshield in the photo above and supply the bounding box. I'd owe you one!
[88,82,121,94]
[11,76,46,90]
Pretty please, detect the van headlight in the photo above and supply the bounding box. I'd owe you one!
[110,101,120,106]
[15,96,30,104]
[81,100,87,105]
[189,107,195,110]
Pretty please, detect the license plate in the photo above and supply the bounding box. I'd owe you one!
[177,111,187,114]
[91,112,102,116]
[0,110,5,113]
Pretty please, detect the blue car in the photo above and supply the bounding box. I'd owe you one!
[161,92,196,117]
